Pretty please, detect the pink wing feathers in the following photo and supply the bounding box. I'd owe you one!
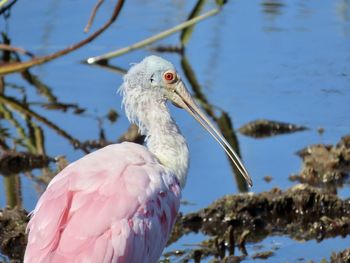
[24,142,181,263]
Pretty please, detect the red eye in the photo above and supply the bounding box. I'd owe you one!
[164,72,174,81]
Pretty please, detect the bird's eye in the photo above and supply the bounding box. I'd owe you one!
[163,71,176,82]
[164,73,174,81]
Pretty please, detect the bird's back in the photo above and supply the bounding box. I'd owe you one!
[24,142,181,263]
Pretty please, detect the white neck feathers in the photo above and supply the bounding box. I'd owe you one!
[119,72,189,188]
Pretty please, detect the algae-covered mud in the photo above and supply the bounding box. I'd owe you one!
[239,119,308,139]
[291,135,350,190]
[162,136,350,262]
[1,0,350,262]
[166,185,350,262]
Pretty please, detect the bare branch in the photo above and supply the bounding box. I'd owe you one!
[0,44,34,58]
[0,0,125,75]
[84,0,105,33]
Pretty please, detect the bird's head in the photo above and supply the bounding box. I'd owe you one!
[120,56,187,106]
[120,55,252,187]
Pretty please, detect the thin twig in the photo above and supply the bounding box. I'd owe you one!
[83,60,127,75]
[86,7,220,64]
[20,69,58,102]
[0,0,125,75]
[84,0,105,33]
[0,44,34,57]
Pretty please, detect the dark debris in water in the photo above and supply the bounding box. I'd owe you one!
[239,119,308,138]
[263,175,272,183]
[291,135,350,189]
[251,250,274,259]
[0,208,28,261]
[0,151,53,176]
[107,109,119,123]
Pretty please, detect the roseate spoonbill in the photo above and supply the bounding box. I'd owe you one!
[24,56,252,263]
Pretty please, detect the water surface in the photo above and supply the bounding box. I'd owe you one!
[1,0,350,262]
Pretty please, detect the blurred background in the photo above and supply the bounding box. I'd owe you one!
[1,0,350,262]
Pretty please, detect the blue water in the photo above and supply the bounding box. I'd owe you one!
[1,0,350,261]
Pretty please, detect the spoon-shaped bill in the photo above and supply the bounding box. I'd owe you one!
[168,81,253,187]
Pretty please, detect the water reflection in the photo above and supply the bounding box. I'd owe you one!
[40,0,61,56]
[261,0,285,16]
[180,55,249,192]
